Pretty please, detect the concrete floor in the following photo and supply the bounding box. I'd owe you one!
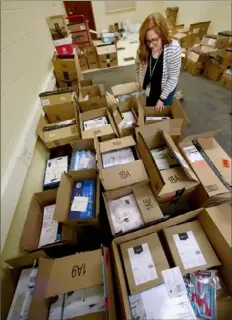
[84,66,232,156]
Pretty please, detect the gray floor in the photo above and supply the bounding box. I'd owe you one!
[84,65,232,156]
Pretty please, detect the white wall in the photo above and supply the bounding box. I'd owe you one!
[163,1,231,34]
[92,1,164,33]
[1,1,65,250]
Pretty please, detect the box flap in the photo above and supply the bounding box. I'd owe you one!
[173,32,187,40]
[180,131,218,143]
[36,116,48,141]
[97,44,117,55]
[5,251,48,269]
[171,98,189,129]
[100,136,136,153]
[70,138,95,152]
[38,250,103,298]
[111,82,137,97]
[162,131,198,182]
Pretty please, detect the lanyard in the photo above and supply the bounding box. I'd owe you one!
[149,49,163,80]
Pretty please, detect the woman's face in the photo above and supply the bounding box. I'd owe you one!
[145,29,162,53]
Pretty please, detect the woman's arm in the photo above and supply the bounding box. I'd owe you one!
[160,44,181,100]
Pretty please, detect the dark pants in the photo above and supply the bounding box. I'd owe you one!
[146,87,176,107]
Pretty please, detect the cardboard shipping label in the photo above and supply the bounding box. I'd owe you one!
[162,267,187,298]
[128,243,158,286]
[183,145,204,163]
[173,231,207,270]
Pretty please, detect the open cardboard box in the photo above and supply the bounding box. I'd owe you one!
[20,189,77,251]
[53,169,100,226]
[79,84,108,112]
[220,68,232,90]
[179,131,232,207]
[136,94,189,132]
[112,203,232,320]
[216,31,232,49]
[200,34,217,47]
[111,82,137,98]
[95,135,148,190]
[112,98,138,137]
[36,116,80,149]
[70,138,96,156]
[188,21,211,38]
[39,88,78,123]
[80,79,93,87]
[2,250,48,320]
[29,247,116,320]
[103,181,164,237]
[137,130,199,202]
[84,46,100,69]
[80,107,118,141]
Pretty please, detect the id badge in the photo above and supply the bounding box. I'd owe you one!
[146,83,151,97]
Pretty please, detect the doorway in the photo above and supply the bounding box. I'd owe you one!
[63,1,96,30]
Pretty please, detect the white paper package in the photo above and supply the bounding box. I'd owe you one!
[120,111,136,128]
[129,284,196,320]
[151,147,179,171]
[146,116,171,123]
[102,147,135,169]
[48,295,65,320]
[38,204,59,248]
[108,194,144,234]
[83,117,108,131]
[44,156,68,188]
[63,285,106,319]
[7,269,32,320]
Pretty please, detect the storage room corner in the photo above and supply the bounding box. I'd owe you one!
[1,1,232,320]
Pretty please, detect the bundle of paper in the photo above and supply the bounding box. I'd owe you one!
[151,147,179,171]
[108,194,144,234]
[69,180,95,220]
[120,111,136,128]
[83,117,108,131]
[70,150,96,171]
[102,147,135,169]
[43,119,76,132]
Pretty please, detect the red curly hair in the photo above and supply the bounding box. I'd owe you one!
[138,12,171,63]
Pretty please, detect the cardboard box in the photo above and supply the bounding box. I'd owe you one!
[137,130,199,202]
[164,220,220,274]
[46,15,68,40]
[80,107,118,140]
[67,22,88,33]
[53,52,83,88]
[84,46,100,69]
[103,181,163,236]
[112,98,138,137]
[220,68,232,90]
[20,189,76,251]
[78,53,88,71]
[216,31,232,49]
[96,135,148,190]
[97,44,118,68]
[53,169,100,226]
[120,233,169,294]
[136,94,189,131]
[111,205,229,319]
[111,82,137,98]
[204,58,224,81]
[29,248,116,320]
[1,251,47,320]
[36,116,80,149]
[172,33,200,48]
[200,34,217,47]
[70,138,96,171]
[39,88,78,123]
[186,45,218,75]
[198,203,232,294]
[79,84,108,112]
[189,21,211,38]
[80,79,93,87]
[179,131,232,207]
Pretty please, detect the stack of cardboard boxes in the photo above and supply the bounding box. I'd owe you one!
[2,16,232,320]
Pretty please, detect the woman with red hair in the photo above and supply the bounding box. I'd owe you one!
[135,12,181,110]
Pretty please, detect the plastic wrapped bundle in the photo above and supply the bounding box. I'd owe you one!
[70,150,96,171]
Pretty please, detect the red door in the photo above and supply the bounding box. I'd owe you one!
[64,1,96,30]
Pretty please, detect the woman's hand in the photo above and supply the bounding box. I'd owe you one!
[136,80,141,92]
[155,99,164,111]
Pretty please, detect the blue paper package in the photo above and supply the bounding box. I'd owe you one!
[69,180,95,220]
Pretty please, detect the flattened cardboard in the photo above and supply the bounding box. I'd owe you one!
[40,89,78,123]
[164,221,221,274]
[136,94,189,131]
[79,84,108,112]
[29,247,116,320]
[97,44,118,68]
[112,98,138,137]
[120,233,169,294]
[137,130,199,202]
[53,169,100,226]
[96,136,148,190]
[36,116,80,149]
[179,132,231,206]
[103,181,163,236]
[111,82,137,97]
[80,107,118,141]
[20,189,76,251]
